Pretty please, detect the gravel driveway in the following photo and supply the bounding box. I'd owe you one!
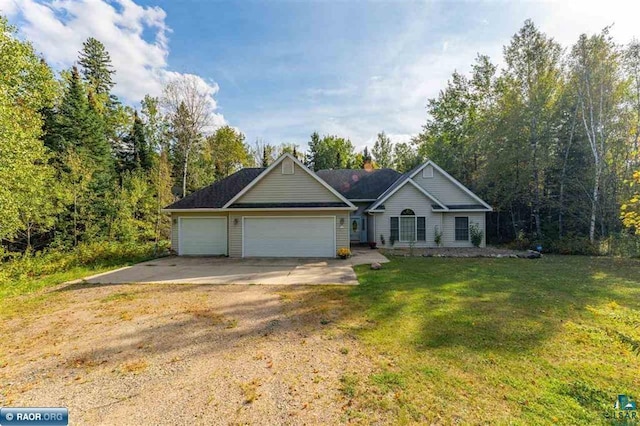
[0,282,379,425]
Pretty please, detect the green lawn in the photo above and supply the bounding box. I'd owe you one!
[339,256,640,424]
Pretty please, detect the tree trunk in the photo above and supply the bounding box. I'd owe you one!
[182,148,190,198]
[589,165,601,242]
[559,105,578,238]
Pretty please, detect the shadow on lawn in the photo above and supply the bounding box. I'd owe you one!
[46,255,640,366]
[347,255,640,353]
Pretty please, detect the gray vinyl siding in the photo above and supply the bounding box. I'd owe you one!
[442,212,486,247]
[171,213,178,253]
[374,184,442,248]
[412,167,478,205]
[170,212,228,254]
[237,162,341,203]
[228,210,349,258]
[367,215,374,243]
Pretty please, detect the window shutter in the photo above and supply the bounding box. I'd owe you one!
[417,217,426,241]
[390,217,399,242]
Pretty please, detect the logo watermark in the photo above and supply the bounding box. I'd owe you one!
[0,407,68,426]
[603,394,638,422]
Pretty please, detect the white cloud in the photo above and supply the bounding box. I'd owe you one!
[3,0,224,124]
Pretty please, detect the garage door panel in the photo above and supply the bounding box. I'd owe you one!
[180,218,227,255]
[244,217,334,257]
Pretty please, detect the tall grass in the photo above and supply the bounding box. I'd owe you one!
[0,241,168,299]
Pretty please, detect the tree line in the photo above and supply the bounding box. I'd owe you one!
[409,20,640,248]
[2,15,639,256]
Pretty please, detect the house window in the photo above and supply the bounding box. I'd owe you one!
[390,217,399,243]
[417,217,426,241]
[282,159,294,175]
[391,209,426,243]
[422,165,434,178]
[455,217,469,241]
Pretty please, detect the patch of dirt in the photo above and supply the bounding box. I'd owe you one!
[382,246,532,258]
[0,282,379,425]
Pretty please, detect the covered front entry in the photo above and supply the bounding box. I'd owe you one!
[179,217,228,255]
[243,216,335,257]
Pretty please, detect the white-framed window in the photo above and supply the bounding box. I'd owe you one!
[282,159,294,175]
[390,209,426,243]
[422,165,434,178]
[455,217,469,241]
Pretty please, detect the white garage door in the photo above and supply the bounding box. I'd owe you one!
[179,217,227,255]
[243,217,335,257]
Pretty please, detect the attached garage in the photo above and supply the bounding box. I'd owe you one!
[243,216,335,257]
[179,217,227,255]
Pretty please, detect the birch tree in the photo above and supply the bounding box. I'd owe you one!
[162,75,213,197]
[570,29,625,242]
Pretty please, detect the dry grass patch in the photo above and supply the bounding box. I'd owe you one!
[239,379,261,404]
[118,359,149,374]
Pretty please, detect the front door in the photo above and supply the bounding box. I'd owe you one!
[350,216,361,242]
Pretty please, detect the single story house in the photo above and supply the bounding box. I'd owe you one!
[163,153,492,257]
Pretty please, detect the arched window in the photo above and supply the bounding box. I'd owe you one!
[390,208,426,243]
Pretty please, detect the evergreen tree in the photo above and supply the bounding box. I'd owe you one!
[53,67,113,172]
[119,111,152,173]
[78,37,115,97]
[372,131,394,168]
[362,146,372,167]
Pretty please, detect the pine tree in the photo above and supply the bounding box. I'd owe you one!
[119,111,152,173]
[363,146,372,166]
[78,37,115,96]
[54,67,113,172]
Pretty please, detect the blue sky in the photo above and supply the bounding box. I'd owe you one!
[2,0,639,150]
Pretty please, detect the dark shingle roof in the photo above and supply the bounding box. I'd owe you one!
[315,168,401,199]
[165,168,265,209]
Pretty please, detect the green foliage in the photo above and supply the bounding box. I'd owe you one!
[621,170,640,233]
[549,235,600,255]
[434,226,442,247]
[393,142,421,172]
[307,132,355,171]
[0,17,58,243]
[0,241,167,298]
[469,223,483,247]
[78,37,115,97]
[372,131,393,168]
[197,125,252,185]
[118,111,153,173]
[601,233,640,258]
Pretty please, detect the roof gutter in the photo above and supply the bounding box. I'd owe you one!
[161,207,357,213]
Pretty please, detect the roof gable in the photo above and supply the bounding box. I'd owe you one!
[223,154,356,209]
[411,161,491,210]
[367,160,491,212]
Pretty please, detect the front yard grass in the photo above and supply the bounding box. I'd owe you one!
[342,255,640,424]
[0,242,164,317]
